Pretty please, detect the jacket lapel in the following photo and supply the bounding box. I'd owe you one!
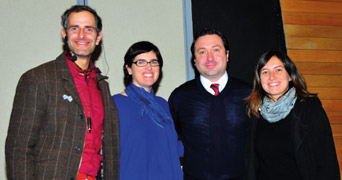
[291,102,308,151]
[56,53,84,109]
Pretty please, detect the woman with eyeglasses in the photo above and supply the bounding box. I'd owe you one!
[112,41,183,180]
[243,50,339,180]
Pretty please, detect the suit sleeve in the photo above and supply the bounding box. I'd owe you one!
[5,71,46,180]
[309,98,340,179]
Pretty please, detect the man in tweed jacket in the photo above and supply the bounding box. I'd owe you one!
[5,5,119,180]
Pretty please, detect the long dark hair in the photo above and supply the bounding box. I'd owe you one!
[123,41,163,87]
[246,50,316,118]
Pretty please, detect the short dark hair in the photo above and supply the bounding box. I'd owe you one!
[61,5,102,35]
[190,28,229,61]
[123,41,163,86]
[246,50,316,118]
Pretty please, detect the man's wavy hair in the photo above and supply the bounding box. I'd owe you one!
[61,5,102,36]
[190,28,229,76]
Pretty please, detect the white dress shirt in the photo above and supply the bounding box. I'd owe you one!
[200,72,228,95]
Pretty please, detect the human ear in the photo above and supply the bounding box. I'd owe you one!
[95,31,103,45]
[126,65,132,75]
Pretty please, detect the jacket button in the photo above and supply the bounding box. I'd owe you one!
[75,146,81,151]
[70,178,74,180]
[80,115,84,119]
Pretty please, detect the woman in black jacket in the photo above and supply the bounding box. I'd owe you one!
[244,50,340,180]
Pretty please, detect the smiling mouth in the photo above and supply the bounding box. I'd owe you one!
[269,82,280,87]
[205,64,216,69]
[75,41,89,45]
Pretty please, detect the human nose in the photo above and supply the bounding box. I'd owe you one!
[269,71,275,80]
[145,62,152,70]
[207,51,214,61]
[78,28,85,39]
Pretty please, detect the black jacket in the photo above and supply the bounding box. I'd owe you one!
[243,97,340,180]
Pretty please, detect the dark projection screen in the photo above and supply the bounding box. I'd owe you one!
[191,0,286,85]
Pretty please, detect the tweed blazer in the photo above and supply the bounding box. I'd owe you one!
[5,53,120,180]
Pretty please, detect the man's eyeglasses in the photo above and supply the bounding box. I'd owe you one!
[132,59,160,67]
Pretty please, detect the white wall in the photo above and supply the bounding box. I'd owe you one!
[0,0,186,178]
[89,0,186,98]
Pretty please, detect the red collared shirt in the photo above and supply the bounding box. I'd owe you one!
[66,55,104,177]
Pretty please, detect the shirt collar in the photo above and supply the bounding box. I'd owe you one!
[65,52,99,79]
[200,71,228,95]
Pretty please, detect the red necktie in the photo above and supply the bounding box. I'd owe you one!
[210,83,220,96]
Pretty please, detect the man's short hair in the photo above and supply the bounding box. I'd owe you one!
[61,5,102,35]
[190,28,229,75]
[190,28,229,58]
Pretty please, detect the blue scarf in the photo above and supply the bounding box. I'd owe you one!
[125,83,172,128]
[259,87,297,123]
